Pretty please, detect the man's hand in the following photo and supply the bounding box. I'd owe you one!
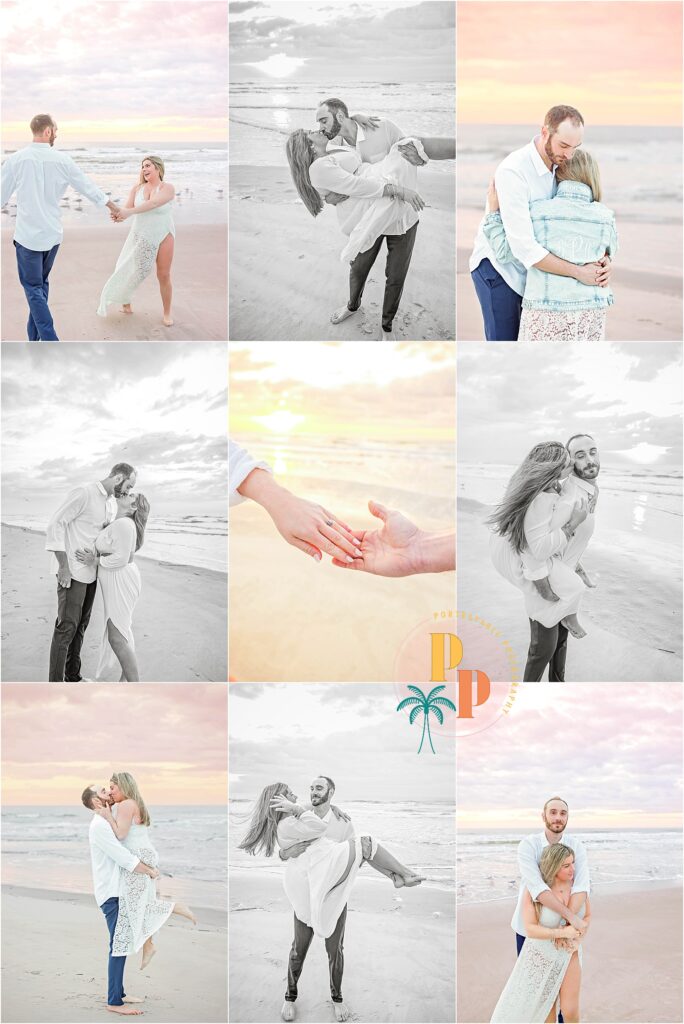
[397,141,427,166]
[75,546,96,567]
[351,114,381,132]
[332,500,422,577]
[279,839,316,861]
[487,177,499,213]
[330,804,351,824]
[55,551,72,589]
[148,867,160,880]
[575,261,609,287]
[324,191,349,206]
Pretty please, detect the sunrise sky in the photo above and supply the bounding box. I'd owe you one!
[1,0,228,144]
[458,342,682,469]
[1,684,227,805]
[458,1,683,125]
[230,342,456,444]
[1,343,227,519]
[457,683,682,830]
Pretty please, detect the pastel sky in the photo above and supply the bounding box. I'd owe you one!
[230,341,456,443]
[1,343,227,518]
[457,683,682,829]
[1,684,227,805]
[458,1,683,125]
[1,0,228,143]
[229,683,455,802]
[230,1,455,82]
[458,342,682,469]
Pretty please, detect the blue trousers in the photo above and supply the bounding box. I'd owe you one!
[516,933,564,1022]
[471,258,522,341]
[13,240,60,340]
[101,897,127,1007]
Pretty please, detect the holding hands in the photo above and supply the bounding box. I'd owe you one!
[332,500,455,577]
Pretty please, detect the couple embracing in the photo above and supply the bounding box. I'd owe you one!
[1,114,176,340]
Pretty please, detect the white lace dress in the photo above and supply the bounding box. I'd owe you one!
[490,905,584,1022]
[95,518,141,681]
[112,822,175,956]
[97,185,175,316]
[519,308,607,342]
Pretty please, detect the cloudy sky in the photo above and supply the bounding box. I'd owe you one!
[1,684,227,805]
[1,343,227,519]
[1,0,228,143]
[229,683,455,802]
[230,1,455,82]
[458,1,682,125]
[230,341,455,443]
[458,342,682,470]
[457,683,682,829]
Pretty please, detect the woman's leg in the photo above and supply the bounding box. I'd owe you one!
[558,951,581,1023]
[156,234,174,325]
[560,613,587,640]
[327,838,357,896]
[171,900,197,926]
[141,937,156,970]
[417,137,455,160]
[365,842,423,886]
[107,620,140,682]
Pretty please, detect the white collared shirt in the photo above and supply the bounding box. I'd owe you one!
[229,440,271,507]
[88,815,139,907]
[45,482,117,584]
[319,807,355,843]
[1,143,107,251]
[512,831,590,936]
[327,118,404,165]
[470,137,556,296]
[560,474,597,568]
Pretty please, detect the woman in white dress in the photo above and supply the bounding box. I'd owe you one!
[97,155,176,326]
[239,783,424,940]
[285,129,428,263]
[487,442,590,645]
[491,844,590,1023]
[75,492,150,682]
[98,772,197,969]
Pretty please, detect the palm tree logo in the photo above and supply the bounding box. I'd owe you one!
[396,685,456,754]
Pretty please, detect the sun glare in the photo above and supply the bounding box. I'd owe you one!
[255,411,305,434]
[246,53,306,78]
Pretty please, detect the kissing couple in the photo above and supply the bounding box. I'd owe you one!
[1,113,176,340]
[285,97,455,340]
[83,772,196,1017]
[240,775,426,1022]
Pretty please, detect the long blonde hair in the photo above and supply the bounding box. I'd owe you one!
[486,442,568,553]
[534,843,574,919]
[129,493,150,552]
[110,771,151,826]
[286,130,323,217]
[239,782,289,857]
[138,155,165,187]
[556,149,602,202]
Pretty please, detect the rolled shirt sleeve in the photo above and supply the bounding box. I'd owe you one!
[570,839,590,895]
[46,486,88,553]
[91,818,140,873]
[309,157,384,199]
[66,156,107,206]
[495,165,549,269]
[517,836,549,900]
[229,439,271,506]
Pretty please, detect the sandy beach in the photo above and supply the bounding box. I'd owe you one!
[230,870,455,1023]
[457,210,683,341]
[456,498,683,682]
[1,525,227,682]
[229,166,455,341]
[457,885,683,1023]
[1,223,227,341]
[1,885,227,1023]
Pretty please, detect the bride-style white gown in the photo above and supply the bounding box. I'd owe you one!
[97,185,175,316]
[95,517,141,681]
[490,905,585,1023]
[112,822,175,956]
[279,811,376,939]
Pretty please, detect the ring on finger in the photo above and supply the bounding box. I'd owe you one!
[325,519,333,526]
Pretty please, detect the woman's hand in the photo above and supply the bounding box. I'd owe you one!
[74,547,97,566]
[487,178,499,212]
[558,924,580,939]
[567,500,588,532]
[401,187,425,212]
[267,491,362,562]
[351,114,381,132]
[270,795,302,814]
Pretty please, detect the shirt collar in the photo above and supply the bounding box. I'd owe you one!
[96,481,108,497]
[529,136,555,177]
[556,180,593,203]
[565,474,597,497]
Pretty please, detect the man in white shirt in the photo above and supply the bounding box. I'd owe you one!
[1,113,121,341]
[512,797,590,1024]
[278,775,355,1023]
[46,462,136,681]
[82,784,160,1016]
[469,105,611,340]
[524,434,599,681]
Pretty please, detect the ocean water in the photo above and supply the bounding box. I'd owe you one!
[1,514,228,574]
[457,124,682,223]
[229,81,455,172]
[230,800,455,894]
[2,805,227,910]
[1,142,227,227]
[457,829,683,904]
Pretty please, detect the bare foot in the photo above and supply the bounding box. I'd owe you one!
[575,565,597,588]
[401,872,425,887]
[162,315,174,327]
[123,997,145,1004]
[334,1003,352,1022]
[561,614,587,639]
[107,1007,143,1016]
[533,577,560,602]
[122,304,133,314]
[281,1001,296,1022]
[392,872,405,888]
[140,942,156,970]
[330,304,360,325]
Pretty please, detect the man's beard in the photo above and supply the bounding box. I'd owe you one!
[545,137,567,168]
[325,121,341,140]
[574,464,600,480]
